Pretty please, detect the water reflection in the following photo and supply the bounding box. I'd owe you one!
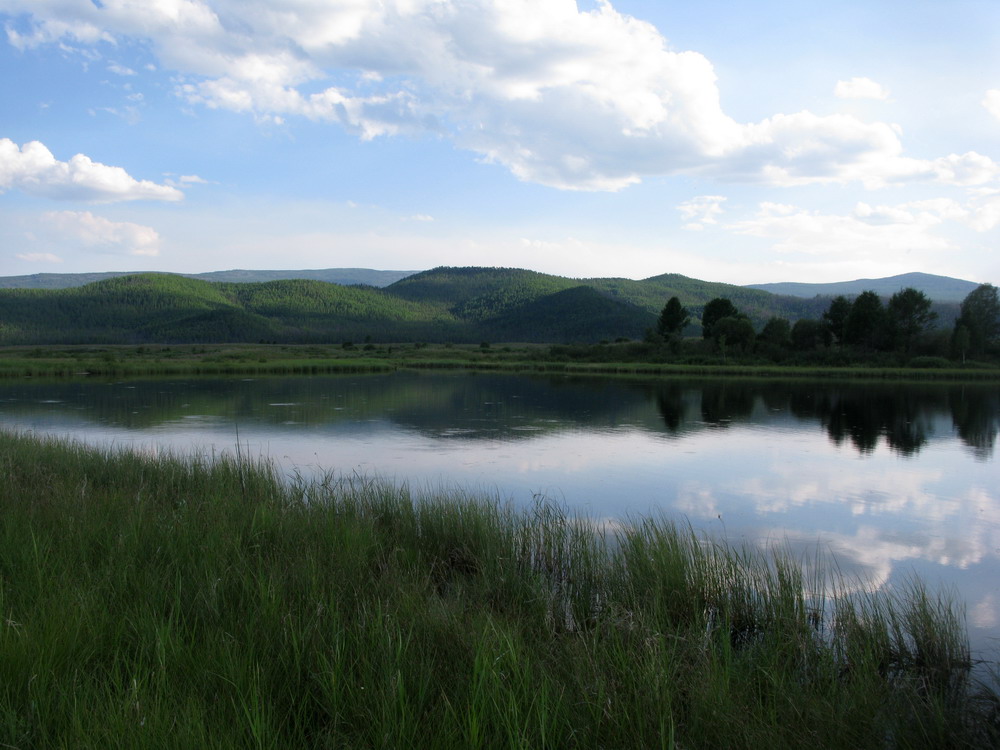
[1,375,995,459]
[0,372,998,652]
[642,379,996,460]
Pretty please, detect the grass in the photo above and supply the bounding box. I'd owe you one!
[0,430,998,748]
[1,342,999,381]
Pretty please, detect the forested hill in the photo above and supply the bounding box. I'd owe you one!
[0,268,417,290]
[0,266,919,345]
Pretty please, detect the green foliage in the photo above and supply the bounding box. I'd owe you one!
[701,298,741,339]
[486,286,656,343]
[888,287,937,352]
[657,296,690,337]
[791,319,831,351]
[955,283,1000,356]
[823,295,851,344]
[844,291,888,351]
[711,316,756,355]
[758,316,791,348]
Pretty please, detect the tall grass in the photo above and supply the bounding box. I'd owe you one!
[0,430,996,748]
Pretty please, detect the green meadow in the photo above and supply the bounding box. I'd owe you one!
[1,430,997,748]
[1,342,998,381]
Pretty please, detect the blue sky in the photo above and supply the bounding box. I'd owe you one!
[1,0,998,284]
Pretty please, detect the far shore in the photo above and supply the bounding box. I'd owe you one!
[2,342,999,381]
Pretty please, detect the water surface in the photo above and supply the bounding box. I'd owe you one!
[2,372,998,654]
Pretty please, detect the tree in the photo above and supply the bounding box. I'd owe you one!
[844,290,888,351]
[791,319,831,351]
[823,295,851,344]
[701,298,739,339]
[953,324,971,364]
[712,316,755,355]
[657,297,689,338]
[887,287,936,353]
[955,283,1000,356]
[758,316,791,349]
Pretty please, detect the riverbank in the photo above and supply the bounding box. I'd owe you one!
[1,430,997,748]
[2,342,999,381]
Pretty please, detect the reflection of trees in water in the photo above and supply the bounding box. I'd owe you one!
[791,386,954,457]
[949,387,1000,460]
[699,382,755,425]
[2,375,998,460]
[641,379,999,459]
[655,382,684,434]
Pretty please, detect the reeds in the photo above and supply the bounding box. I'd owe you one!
[0,429,996,748]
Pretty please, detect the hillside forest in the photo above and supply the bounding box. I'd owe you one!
[0,267,996,365]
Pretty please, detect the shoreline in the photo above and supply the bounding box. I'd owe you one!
[2,342,999,382]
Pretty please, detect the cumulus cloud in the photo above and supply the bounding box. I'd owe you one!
[724,192,1000,275]
[0,138,183,202]
[2,1,996,191]
[677,195,726,230]
[984,89,1000,123]
[42,210,161,256]
[730,200,954,258]
[834,76,889,100]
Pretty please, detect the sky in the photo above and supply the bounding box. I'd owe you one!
[0,0,998,285]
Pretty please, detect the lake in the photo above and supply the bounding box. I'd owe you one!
[1,371,998,655]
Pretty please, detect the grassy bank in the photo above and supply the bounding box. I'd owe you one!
[2,342,999,381]
[1,431,997,748]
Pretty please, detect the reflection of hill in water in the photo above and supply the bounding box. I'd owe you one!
[0,374,996,458]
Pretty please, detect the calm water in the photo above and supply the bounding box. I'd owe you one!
[2,372,998,654]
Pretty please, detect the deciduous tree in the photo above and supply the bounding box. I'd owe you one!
[701,297,739,339]
[955,283,1000,356]
[887,287,936,352]
[844,291,888,351]
[823,295,851,344]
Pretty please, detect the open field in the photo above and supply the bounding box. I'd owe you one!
[1,430,997,748]
[1,342,999,381]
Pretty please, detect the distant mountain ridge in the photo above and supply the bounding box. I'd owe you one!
[0,268,982,303]
[0,268,418,290]
[0,266,972,345]
[744,272,980,303]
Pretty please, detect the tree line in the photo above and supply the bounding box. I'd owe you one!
[654,283,1000,363]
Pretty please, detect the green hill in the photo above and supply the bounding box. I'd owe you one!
[0,266,940,346]
[486,286,657,342]
[0,268,417,290]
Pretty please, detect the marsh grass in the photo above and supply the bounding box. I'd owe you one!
[2,342,998,381]
[0,430,997,748]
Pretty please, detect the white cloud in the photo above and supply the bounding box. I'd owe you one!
[723,191,1000,278]
[42,210,161,256]
[2,1,997,192]
[984,89,1000,123]
[729,201,954,266]
[107,61,136,76]
[677,195,726,230]
[165,173,210,187]
[834,76,889,100]
[0,138,183,202]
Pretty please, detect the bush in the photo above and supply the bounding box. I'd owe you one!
[908,356,951,369]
